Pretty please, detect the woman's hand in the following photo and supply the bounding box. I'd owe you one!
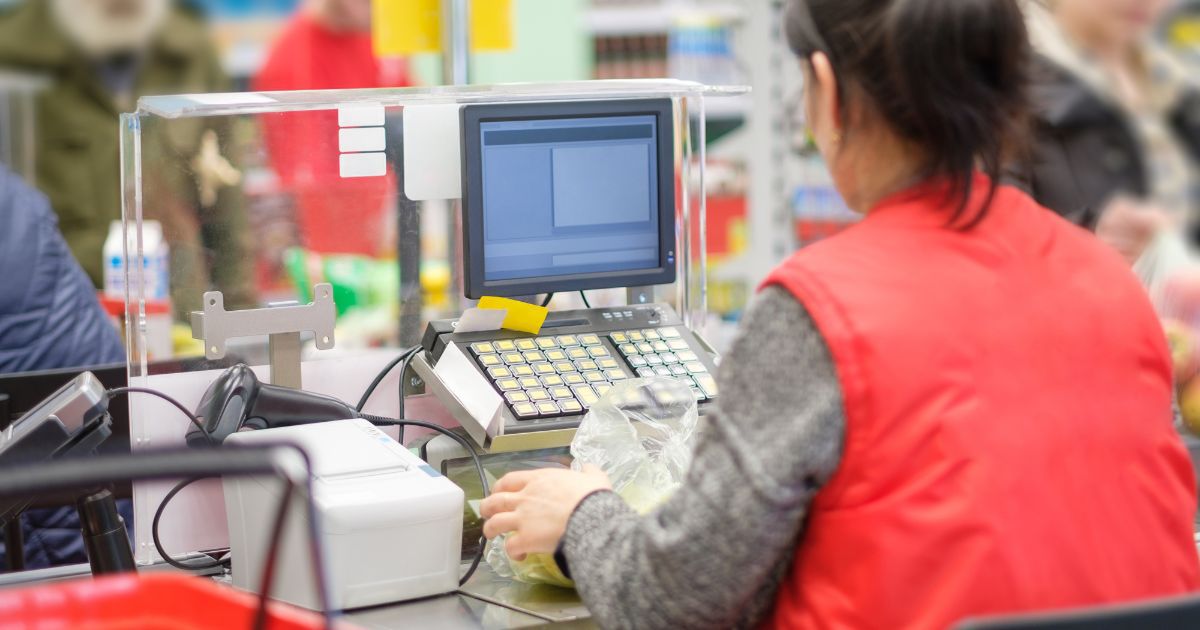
[480,466,613,561]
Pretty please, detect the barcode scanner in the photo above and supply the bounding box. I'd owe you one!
[188,364,358,447]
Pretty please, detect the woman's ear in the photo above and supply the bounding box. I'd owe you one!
[808,52,843,148]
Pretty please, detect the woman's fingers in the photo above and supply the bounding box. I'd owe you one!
[492,470,539,493]
[480,491,521,519]
[505,533,531,561]
[483,511,520,540]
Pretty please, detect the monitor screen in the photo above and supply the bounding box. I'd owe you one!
[461,100,676,299]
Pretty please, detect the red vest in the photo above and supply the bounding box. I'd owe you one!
[763,177,1200,630]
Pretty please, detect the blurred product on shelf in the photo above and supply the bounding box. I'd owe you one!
[283,247,399,317]
[1167,1,1200,67]
[193,0,300,78]
[593,34,668,79]
[101,219,173,359]
[667,14,741,86]
[793,185,859,247]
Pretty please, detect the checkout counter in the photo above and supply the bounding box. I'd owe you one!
[0,81,747,628]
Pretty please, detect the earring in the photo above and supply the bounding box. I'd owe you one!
[831,131,843,145]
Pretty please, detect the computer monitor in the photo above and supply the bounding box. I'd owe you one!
[460,99,677,299]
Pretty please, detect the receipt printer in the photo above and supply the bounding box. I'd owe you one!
[223,419,465,610]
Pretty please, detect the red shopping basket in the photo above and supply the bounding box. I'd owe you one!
[0,572,343,630]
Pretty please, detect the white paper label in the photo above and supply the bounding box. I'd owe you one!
[339,127,387,153]
[338,103,386,127]
[454,308,508,334]
[402,104,464,200]
[339,152,387,178]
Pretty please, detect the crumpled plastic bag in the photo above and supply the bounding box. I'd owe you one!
[487,377,700,587]
[1139,231,1200,437]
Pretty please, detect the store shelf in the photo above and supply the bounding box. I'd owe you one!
[584,3,744,35]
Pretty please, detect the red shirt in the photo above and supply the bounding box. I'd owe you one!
[253,14,409,255]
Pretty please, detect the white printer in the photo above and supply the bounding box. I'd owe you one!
[224,419,465,610]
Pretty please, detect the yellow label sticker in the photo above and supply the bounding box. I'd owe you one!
[372,0,513,56]
[372,0,441,56]
[478,296,548,335]
[471,0,513,51]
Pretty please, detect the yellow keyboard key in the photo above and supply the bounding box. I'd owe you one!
[573,386,599,408]
[512,402,538,418]
[512,365,535,377]
[479,354,502,367]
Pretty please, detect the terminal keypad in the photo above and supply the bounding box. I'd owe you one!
[468,325,716,421]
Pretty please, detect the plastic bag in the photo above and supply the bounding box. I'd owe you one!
[1138,231,1200,436]
[487,377,700,587]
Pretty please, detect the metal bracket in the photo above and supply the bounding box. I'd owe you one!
[190,284,336,389]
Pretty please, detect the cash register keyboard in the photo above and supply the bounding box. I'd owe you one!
[423,304,718,426]
[468,326,717,420]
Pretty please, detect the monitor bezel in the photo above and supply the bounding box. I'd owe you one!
[460,98,677,300]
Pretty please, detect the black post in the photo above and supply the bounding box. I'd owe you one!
[3,517,23,572]
[388,113,425,347]
[76,489,136,575]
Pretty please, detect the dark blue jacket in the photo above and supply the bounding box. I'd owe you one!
[0,166,128,569]
[0,166,125,372]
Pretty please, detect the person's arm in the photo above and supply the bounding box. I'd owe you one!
[558,286,845,630]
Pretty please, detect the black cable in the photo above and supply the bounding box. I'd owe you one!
[356,346,422,445]
[106,387,215,446]
[540,293,554,307]
[355,346,419,412]
[359,414,490,586]
[108,387,225,570]
[152,477,228,571]
[579,290,591,308]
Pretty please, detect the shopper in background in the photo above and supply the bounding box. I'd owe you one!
[479,1,1200,629]
[0,164,129,570]
[254,0,410,256]
[0,165,124,373]
[1020,0,1200,266]
[0,0,253,315]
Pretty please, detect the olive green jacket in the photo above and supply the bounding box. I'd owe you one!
[0,0,251,314]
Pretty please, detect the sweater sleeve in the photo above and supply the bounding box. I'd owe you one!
[560,286,846,629]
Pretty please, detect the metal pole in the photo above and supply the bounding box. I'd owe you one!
[441,0,471,312]
[442,0,472,85]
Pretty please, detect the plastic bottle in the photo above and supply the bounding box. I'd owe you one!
[103,220,169,301]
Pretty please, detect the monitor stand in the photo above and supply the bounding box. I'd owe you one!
[626,286,655,305]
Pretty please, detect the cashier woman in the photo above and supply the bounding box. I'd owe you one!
[480,0,1200,628]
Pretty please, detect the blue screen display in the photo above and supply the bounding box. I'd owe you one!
[479,115,661,282]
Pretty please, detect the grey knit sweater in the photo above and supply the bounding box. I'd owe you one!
[560,286,846,629]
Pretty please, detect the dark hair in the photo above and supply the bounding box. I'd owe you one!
[785,0,1030,226]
